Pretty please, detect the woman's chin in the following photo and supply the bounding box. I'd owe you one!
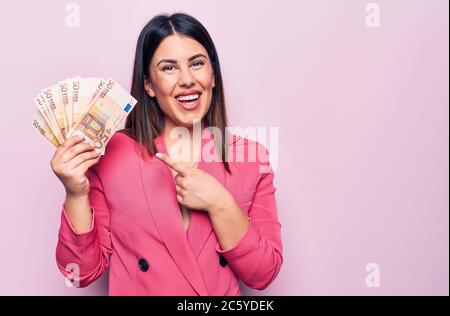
[174,115,204,128]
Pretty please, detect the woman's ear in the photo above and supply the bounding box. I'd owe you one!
[212,72,215,88]
[144,77,156,97]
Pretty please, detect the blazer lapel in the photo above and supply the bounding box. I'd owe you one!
[138,134,209,296]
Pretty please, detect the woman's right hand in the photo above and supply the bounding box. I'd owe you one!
[50,135,101,198]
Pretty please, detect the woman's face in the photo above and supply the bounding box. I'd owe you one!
[145,33,215,130]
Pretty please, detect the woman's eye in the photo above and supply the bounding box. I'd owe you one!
[191,60,205,67]
[161,65,176,71]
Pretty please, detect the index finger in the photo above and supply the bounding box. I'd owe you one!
[53,135,85,159]
[155,153,188,176]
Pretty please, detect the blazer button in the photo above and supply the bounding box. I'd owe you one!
[219,255,228,267]
[138,258,149,272]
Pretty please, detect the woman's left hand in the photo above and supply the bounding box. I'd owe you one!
[156,152,234,213]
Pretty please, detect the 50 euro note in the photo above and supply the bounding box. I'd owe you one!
[67,76,81,132]
[33,93,65,143]
[31,111,60,148]
[67,79,137,154]
[58,78,73,134]
[42,84,68,139]
[70,77,106,134]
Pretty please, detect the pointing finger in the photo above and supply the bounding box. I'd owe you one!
[155,153,188,176]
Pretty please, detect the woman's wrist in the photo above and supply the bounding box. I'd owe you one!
[63,193,93,233]
[65,190,89,201]
[208,191,236,217]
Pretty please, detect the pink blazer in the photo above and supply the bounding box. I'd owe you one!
[55,129,283,295]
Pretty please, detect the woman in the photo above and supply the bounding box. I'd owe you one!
[51,13,283,296]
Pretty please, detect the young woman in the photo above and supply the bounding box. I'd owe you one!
[51,13,283,296]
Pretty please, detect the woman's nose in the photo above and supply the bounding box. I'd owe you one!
[178,67,195,87]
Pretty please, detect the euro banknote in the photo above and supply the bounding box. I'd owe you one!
[32,77,137,154]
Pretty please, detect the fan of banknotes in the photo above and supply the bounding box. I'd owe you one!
[32,77,137,154]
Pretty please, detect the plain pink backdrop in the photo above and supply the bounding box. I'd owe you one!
[0,0,448,295]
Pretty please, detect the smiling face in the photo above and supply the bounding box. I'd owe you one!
[144,33,216,131]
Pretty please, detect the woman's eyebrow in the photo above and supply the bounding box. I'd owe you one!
[188,53,207,61]
[156,53,207,66]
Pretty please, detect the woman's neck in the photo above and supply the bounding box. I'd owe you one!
[162,119,204,164]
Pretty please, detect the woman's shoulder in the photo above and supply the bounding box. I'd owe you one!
[227,133,271,160]
[226,133,273,175]
[92,130,140,172]
[103,130,138,154]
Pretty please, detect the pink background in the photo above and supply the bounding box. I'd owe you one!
[0,0,448,295]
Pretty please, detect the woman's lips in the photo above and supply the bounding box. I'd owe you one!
[175,94,201,111]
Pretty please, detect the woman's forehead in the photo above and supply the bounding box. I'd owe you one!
[153,34,208,62]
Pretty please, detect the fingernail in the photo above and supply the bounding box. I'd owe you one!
[155,153,162,158]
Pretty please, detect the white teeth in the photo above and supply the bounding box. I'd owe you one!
[176,93,200,101]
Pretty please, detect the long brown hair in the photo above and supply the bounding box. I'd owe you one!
[121,13,231,173]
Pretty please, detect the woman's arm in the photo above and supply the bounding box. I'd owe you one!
[55,167,113,288]
[211,148,283,291]
[208,193,250,251]
[155,146,283,290]
[63,194,93,233]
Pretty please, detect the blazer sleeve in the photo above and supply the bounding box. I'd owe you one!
[55,166,113,288]
[216,147,283,290]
